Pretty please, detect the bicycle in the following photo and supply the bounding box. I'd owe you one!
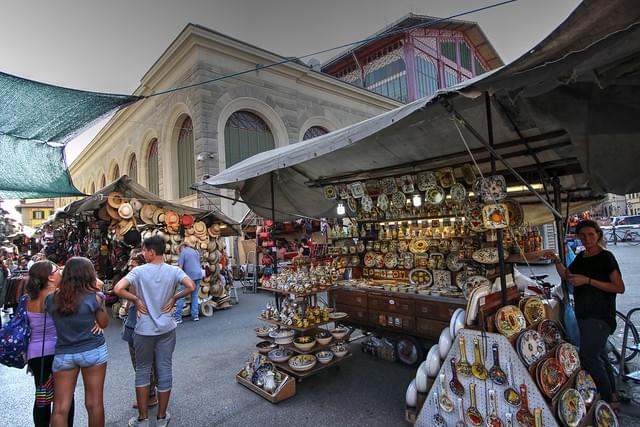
[607,310,640,368]
[604,227,640,246]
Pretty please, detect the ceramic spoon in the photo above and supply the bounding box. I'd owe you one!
[466,383,484,426]
[533,408,543,427]
[504,360,521,407]
[455,397,467,427]
[516,384,535,427]
[489,342,507,385]
[433,392,447,427]
[505,412,514,427]
[486,389,503,427]
[439,372,454,413]
[456,336,472,377]
[449,358,465,397]
[471,337,488,380]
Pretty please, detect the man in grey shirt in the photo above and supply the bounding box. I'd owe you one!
[115,235,195,427]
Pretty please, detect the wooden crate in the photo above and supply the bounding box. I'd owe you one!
[236,370,296,403]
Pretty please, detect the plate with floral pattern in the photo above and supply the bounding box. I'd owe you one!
[437,168,456,188]
[383,252,398,269]
[450,183,467,203]
[523,297,546,325]
[391,191,406,207]
[349,182,365,198]
[381,177,398,195]
[482,203,509,229]
[365,180,382,197]
[517,330,546,367]
[433,270,452,288]
[360,195,373,212]
[425,185,445,205]
[558,388,586,427]
[557,343,580,376]
[399,175,415,193]
[409,239,428,254]
[538,357,567,398]
[472,247,499,264]
[466,203,486,232]
[537,319,564,349]
[575,370,597,405]
[495,305,526,338]
[377,193,389,211]
[347,198,358,213]
[462,275,491,298]
[409,268,433,286]
[446,252,465,272]
[324,185,337,200]
[475,175,507,202]
[595,400,618,427]
[337,184,351,199]
[416,171,437,191]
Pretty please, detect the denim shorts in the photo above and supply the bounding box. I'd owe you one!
[52,343,108,372]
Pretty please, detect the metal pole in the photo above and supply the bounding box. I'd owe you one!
[485,93,508,306]
[553,176,569,302]
[270,172,277,275]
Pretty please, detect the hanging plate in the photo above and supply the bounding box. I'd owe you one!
[503,198,524,227]
[425,185,446,206]
[365,179,382,197]
[417,171,437,191]
[384,252,398,268]
[476,175,507,202]
[391,191,406,208]
[323,185,337,200]
[349,182,365,199]
[472,247,499,264]
[337,184,351,199]
[377,193,389,211]
[450,183,467,203]
[360,195,373,212]
[409,239,428,254]
[482,203,509,229]
[347,198,358,213]
[400,175,415,193]
[446,252,465,272]
[381,177,398,195]
[437,167,456,188]
[363,252,377,268]
[466,203,486,232]
[409,268,433,286]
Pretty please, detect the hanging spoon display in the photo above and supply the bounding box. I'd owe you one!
[505,411,514,427]
[455,397,468,427]
[456,336,472,377]
[471,337,488,380]
[466,383,484,426]
[433,391,448,427]
[489,342,507,385]
[487,389,503,427]
[504,360,521,407]
[439,372,454,413]
[449,358,465,397]
[516,384,535,427]
[533,408,543,427]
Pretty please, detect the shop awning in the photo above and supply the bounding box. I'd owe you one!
[56,175,241,236]
[202,0,640,224]
[0,71,140,199]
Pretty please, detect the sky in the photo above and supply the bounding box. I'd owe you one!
[0,0,581,220]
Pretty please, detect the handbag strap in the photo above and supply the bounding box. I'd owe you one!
[38,310,47,385]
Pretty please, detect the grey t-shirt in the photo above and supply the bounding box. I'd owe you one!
[45,292,106,354]
[125,262,187,336]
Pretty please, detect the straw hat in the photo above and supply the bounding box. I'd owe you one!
[106,204,121,220]
[117,219,135,238]
[129,198,143,212]
[118,203,134,219]
[165,211,180,227]
[107,191,124,208]
[200,302,214,317]
[210,282,224,298]
[181,214,194,229]
[152,208,165,224]
[186,235,198,247]
[193,221,207,236]
[171,234,183,244]
[208,251,220,264]
[207,240,217,252]
[208,223,221,237]
[140,204,157,224]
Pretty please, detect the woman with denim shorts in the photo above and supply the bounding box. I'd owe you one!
[45,257,109,427]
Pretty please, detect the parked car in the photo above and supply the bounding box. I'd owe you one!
[611,215,640,229]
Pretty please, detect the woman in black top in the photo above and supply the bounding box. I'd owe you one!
[546,220,625,404]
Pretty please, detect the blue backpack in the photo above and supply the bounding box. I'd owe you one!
[0,295,31,368]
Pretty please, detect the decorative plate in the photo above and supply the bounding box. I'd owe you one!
[380,242,389,254]
[349,182,365,198]
[595,400,618,427]
[409,239,428,254]
[537,320,564,349]
[388,206,402,219]
[446,252,465,272]
[323,185,337,200]
[364,252,377,267]
[450,183,467,203]
[461,164,476,185]
[267,348,294,363]
[347,198,358,213]
[401,252,414,269]
[375,254,385,269]
[495,305,526,338]
[476,175,507,202]
[437,168,456,188]
[381,177,398,195]
[391,191,406,207]
[557,343,580,376]
[503,198,524,227]
[361,195,374,212]
[433,270,451,288]
[288,354,317,372]
[466,203,486,232]
[398,240,409,252]
[384,252,398,269]
[575,370,597,405]
[558,388,586,427]
[329,312,348,319]
[472,247,499,264]
[461,275,491,299]
[365,180,382,197]
[348,256,360,267]
[523,297,546,325]
[409,268,433,286]
[425,185,446,205]
[414,253,430,268]
[539,357,567,398]
[429,252,445,270]
[337,184,351,199]
[357,241,366,253]
[417,171,437,191]
[400,175,415,193]
[377,193,389,211]
[482,203,509,229]
[517,330,546,367]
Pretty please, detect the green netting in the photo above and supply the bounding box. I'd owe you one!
[0,71,140,198]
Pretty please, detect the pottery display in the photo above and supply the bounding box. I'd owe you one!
[426,344,441,377]
[517,330,546,367]
[315,350,334,364]
[495,305,526,338]
[558,388,586,427]
[438,328,452,359]
[406,379,418,407]
[288,354,317,372]
[575,370,597,405]
[594,400,618,427]
[416,361,429,392]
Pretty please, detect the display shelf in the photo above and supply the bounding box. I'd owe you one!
[272,352,352,381]
[279,339,340,355]
[257,286,333,297]
[355,214,468,223]
[258,317,337,332]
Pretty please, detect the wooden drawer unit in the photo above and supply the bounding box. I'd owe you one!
[368,311,415,333]
[414,299,460,322]
[415,318,449,340]
[368,294,415,316]
[335,303,368,324]
[333,289,367,309]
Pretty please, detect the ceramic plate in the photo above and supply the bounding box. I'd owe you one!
[417,171,437,191]
[472,247,499,264]
[374,253,385,268]
[450,183,467,203]
[409,268,433,286]
[523,297,547,325]
[437,168,456,188]
[365,180,382,197]
[466,203,486,232]
[329,312,348,319]
[575,370,597,405]
[482,203,509,229]
[433,270,452,288]
[495,305,526,338]
[461,164,476,185]
[363,252,377,267]
[381,177,398,195]
[425,185,446,205]
[384,252,398,268]
[337,184,351,199]
[429,252,445,270]
[537,319,564,349]
[346,198,357,213]
[476,175,507,202]
[267,348,294,363]
[324,185,337,200]
[595,400,619,427]
[391,191,406,207]
[558,388,586,427]
[349,182,365,198]
[349,256,360,267]
[517,330,546,367]
[539,357,566,398]
[462,275,491,299]
[557,343,581,376]
[377,193,389,211]
[361,195,374,212]
[446,252,465,272]
[503,198,524,227]
[409,239,428,254]
[400,175,415,193]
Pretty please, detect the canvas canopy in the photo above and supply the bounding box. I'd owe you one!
[54,175,241,236]
[0,71,139,199]
[203,0,640,224]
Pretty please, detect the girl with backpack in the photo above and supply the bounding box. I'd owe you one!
[45,257,109,427]
[26,261,75,426]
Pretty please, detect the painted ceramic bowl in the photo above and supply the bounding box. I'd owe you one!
[267,348,294,363]
[331,327,349,340]
[331,341,348,358]
[256,340,277,354]
[315,350,334,364]
[315,330,333,345]
[288,354,317,371]
[293,336,316,352]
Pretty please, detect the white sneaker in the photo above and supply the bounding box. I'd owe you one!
[128,416,149,427]
[156,411,171,427]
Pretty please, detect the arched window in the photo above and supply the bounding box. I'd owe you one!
[303,126,329,141]
[100,174,106,189]
[224,111,275,167]
[176,117,195,198]
[416,55,439,99]
[147,139,159,195]
[128,154,137,182]
[111,164,120,181]
[90,182,95,194]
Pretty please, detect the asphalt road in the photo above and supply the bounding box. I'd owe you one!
[1,244,639,426]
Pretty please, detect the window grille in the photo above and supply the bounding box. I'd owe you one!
[224,111,275,167]
[147,139,159,195]
[303,126,329,141]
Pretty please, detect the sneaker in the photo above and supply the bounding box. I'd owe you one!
[192,316,199,322]
[128,416,149,427]
[156,411,171,427]
[175,318,183,324]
